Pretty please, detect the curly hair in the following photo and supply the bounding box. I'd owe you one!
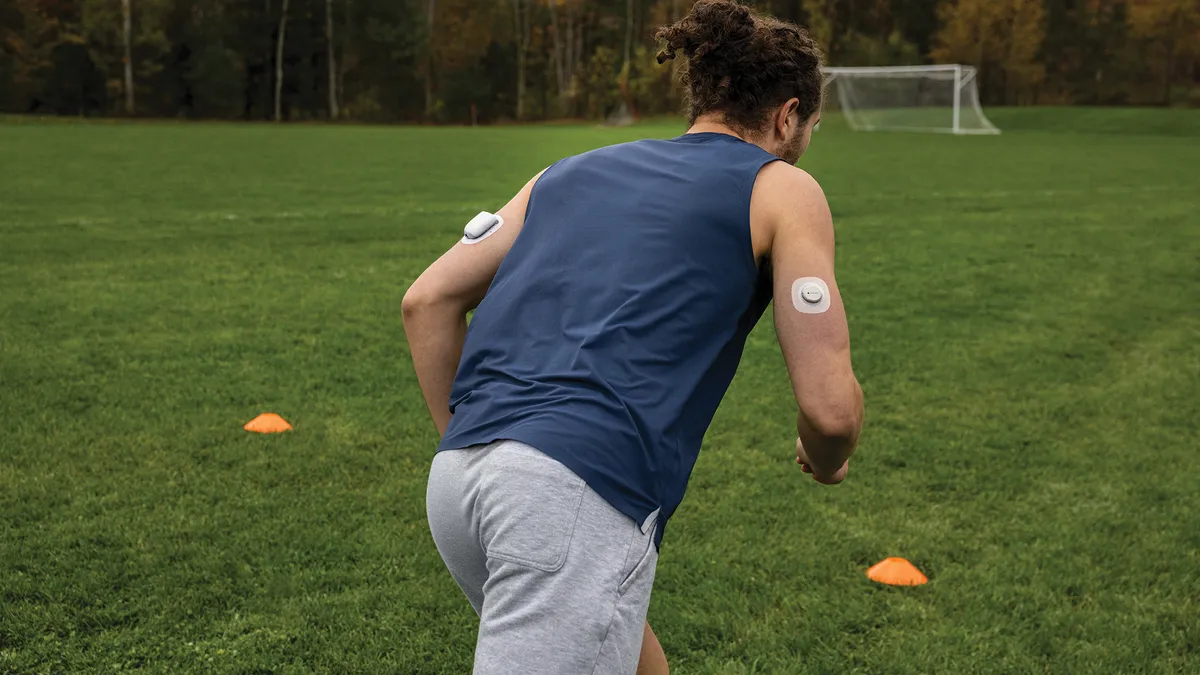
[656,0,824,135]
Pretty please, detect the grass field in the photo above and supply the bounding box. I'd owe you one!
[2,109,1199,674]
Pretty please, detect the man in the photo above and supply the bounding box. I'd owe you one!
[402,1,863,673]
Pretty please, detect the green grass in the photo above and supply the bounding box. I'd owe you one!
[2,110,1198,674]
[986,106,1200,136]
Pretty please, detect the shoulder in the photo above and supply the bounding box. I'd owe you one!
[535,141,641,183]
[750,162,833,256]
[754,162,828,214]
[577,138,658,160]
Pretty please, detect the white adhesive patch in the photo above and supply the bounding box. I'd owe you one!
[791,277,831,314]
[461,212,504,245]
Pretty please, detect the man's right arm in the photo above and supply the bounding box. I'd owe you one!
[757,164,863,483]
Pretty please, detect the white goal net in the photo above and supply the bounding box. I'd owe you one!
[822,65,1000,135]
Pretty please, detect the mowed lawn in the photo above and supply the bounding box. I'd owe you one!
[1,110,1198,674]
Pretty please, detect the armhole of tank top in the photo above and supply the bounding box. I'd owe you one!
[523,158,567,221]
[746,157,783,273]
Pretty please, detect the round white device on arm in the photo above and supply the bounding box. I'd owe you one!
[790,277,831,314]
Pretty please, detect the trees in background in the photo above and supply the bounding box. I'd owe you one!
[932,0,1046,104]
[1129,0,1200,104]
[511,0,532,120]
[274,0,288,121]
[120,0,131,112]
[325,0,337,119]
[0,0,1196,121]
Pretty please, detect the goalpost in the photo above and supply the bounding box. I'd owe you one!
[822,65,1000,135]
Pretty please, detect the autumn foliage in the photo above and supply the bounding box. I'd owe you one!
[0,0,1195,122]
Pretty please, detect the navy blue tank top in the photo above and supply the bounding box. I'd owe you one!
[438,132,780,546]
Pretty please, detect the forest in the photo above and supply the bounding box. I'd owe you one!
[1,0,1197,123]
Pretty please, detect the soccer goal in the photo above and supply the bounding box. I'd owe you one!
[822,65,1000,135]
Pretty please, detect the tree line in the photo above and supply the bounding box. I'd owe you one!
[1,0,1197,123]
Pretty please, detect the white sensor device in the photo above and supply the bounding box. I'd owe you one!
[800,284,824,304]
[462,211,503,244]
[791,277,831,314]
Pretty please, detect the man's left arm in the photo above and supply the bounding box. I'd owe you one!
[401,171,542,436]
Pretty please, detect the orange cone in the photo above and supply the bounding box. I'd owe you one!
[244,413,293,433]
[866,557,927,586]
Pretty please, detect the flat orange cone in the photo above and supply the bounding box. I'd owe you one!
[244,413,292,433]
[867,557,927,586]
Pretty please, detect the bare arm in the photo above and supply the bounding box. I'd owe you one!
[758,165,863,482]
[401,171,542,435]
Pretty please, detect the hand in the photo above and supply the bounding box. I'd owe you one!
[796,438,848,485]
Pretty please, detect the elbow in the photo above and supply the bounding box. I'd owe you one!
[402,280,469,329]
[803,384,863,443]
[402,283,439,324]
[806,409,861,444]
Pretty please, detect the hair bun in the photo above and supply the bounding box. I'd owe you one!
[680,1,755,63]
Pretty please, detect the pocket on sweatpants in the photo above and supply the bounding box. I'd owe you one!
[478,450,587,573]
[618,521,658,596]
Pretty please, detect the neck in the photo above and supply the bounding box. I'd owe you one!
[686,117,745,140]
[687,115,772,154]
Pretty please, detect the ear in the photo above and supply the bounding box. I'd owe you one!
[776,97,801,137]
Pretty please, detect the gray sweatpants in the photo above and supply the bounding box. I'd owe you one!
[427,440,659,675]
